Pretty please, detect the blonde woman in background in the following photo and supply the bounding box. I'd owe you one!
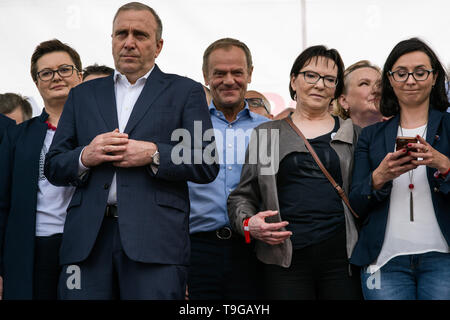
[333,60,385,127]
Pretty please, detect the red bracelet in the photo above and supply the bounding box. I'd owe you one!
[434,167,450,179]
[243,218,251,244]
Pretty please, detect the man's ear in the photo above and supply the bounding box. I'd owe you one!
[154,38,164,59]
[247,66,254,84]
[203,71,209,86]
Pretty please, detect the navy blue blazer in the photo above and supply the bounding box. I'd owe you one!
[349,108,450,267]
[0,113,15,143]
[44,65,219,267]
[0,110,50,299]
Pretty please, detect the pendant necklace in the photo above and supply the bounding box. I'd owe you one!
[399,123,427,222]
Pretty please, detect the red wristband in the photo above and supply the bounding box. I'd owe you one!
[434,167,450,179]
[441,167,450,177]
[243,218,251,244]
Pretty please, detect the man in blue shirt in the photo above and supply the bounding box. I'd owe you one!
[187,38,270,299]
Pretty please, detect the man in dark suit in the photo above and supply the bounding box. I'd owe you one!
[45,2,218,299]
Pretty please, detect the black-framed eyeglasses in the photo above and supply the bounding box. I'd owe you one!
[36,65,79,81]
[388,68,434,82]
[298,71,338,88]
[246,98,270,114]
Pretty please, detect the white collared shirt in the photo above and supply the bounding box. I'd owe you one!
[37,128,75,236]
[79,67,154,204]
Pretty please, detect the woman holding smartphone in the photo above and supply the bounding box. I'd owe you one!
[349,38,450,300]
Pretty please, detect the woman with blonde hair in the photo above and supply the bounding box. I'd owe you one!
[333,60,384,127]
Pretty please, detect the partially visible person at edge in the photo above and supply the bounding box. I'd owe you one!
[349,37,450,300]
[0,39,82,300]
[333,60,386,127]
[227,45,363,300]
[82,64,114,82]
[0,93,33,124]
[446,81,449,111]
[245,90,273,119]
[0,114,15,144]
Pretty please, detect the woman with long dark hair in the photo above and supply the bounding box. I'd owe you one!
[350,38,450,300]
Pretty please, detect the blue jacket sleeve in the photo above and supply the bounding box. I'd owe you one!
[44,89,88,187]
[0,127,17,276]
[147,82,219,184]
[349,127,392,221]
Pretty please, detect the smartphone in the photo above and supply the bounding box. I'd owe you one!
[396,136,418,152]
[396,136,418,163]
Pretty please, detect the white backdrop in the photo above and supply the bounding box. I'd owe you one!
[1,0,449,116]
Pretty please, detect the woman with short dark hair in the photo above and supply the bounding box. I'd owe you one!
[228,45,362,299]
[0,39,82,299]
[350,38,450,300]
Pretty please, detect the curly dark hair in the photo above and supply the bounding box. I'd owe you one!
[380,37,449,116]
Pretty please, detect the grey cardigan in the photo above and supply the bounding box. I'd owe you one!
[227,117,361,268]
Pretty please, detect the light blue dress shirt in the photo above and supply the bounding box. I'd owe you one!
[188,101,270,234]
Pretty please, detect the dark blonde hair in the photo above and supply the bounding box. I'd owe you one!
[332,60,381,119]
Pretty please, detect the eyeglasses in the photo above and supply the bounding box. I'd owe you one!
[37,65,79,81]
[246,97,270,114]
[388,68,434,82]
[298,71,338,88]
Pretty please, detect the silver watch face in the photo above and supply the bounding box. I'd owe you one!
[152,151,160,165]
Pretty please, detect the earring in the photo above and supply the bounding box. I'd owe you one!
[344,108,350,117]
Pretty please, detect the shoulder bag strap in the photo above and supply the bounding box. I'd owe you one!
[284,116,359,219]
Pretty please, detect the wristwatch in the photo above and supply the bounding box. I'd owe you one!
[151,149,160,166]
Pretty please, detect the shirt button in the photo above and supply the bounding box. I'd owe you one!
[434,187,439,192]
[104,183,110,190]
[228,144,232,148]
[228,166,232,170]
[228,124,232,128]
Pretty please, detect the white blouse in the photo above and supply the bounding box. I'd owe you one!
[36,128,75,236]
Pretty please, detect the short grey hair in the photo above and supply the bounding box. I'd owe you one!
[113,2,163,41]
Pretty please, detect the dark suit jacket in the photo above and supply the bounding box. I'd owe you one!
[349,108,450,267]
[0,113,15,143]
[0,111,50,299]
[45,65,218,267]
